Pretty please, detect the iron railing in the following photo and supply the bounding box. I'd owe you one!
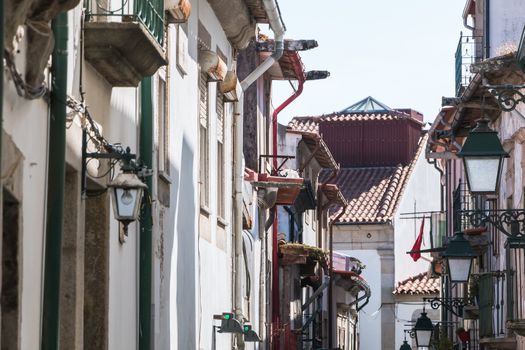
[85,0,165,45]
[455,33,483,96]
[453,180,473,232]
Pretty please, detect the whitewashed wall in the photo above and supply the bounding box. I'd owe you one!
[488,0,525,56]
[394,144,441,284]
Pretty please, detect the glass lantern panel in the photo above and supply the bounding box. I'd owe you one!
[415,330,432,347]
[448,257,472,283]
[115,188,138,220]
[464,157,501,193]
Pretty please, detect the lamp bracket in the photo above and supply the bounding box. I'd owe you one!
[423,297,474,317]
[460,209,525,239]
[486,84,525,112]
[404,329,415,338]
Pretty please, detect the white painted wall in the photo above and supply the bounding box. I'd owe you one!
[3,61,50,350]
[394,142,441,284]
[393,141,441,348]
[339,250,382,350]
[162,2,251,348]
[489,0,525,56]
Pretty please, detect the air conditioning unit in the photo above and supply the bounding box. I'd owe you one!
[165,0,191,23]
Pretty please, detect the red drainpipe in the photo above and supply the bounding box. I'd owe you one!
[271,52,305,350]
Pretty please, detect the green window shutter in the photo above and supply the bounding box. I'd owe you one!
[479,273,494,337]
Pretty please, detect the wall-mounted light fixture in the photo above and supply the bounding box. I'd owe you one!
[82,134,149,243]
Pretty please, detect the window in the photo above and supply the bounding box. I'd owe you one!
[217,91,225,219]
[199,71,209,207]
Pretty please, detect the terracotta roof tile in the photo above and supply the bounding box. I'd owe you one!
[321,134,427,223]
[393,272,440,295]
[323,166,410,223]
[287,111,420,134]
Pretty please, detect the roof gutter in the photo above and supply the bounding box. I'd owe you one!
[240,0,286,91]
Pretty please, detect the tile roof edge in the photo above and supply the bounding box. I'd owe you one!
[388,133,429,219]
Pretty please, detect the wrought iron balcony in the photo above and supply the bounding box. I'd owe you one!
[84,0,167,86]
[455,33,483,96]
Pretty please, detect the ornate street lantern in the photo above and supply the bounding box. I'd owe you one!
[457,119,508,194]
[442,231,477,283]
[414,311,433,348]
[108,171,147,232]
[399,340,412,350]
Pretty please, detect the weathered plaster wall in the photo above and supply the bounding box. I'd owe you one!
[488,0,525,56]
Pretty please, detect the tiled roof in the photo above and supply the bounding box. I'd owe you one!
[322,134,427,223]
[287,111,420,134]
[393,272,440,295]
[326,165,410,223]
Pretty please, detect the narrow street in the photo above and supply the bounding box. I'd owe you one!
[1,0,525,349]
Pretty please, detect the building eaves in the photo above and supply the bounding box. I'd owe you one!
[259,46,305,80]
[428,52,525,159]
[320,184,348,207]
[292,131,339,169]
[287,110,423,134]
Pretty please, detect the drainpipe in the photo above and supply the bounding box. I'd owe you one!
[42,12,68,350]
[485,0,490,59]
[233,95,245,349]
[139,77,153,350]
[328,205,347,350]
[235,2,284,348]
[270,55,305,350]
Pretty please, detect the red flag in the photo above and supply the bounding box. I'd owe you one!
[410,218,425,262]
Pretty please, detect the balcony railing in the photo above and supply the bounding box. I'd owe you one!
[453,180,473,232]
[455,33,483,96]
[85,0,164,45]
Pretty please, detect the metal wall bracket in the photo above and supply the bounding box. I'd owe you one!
[459,209,525,239]
[423,297,475,317]
[486,84,525,112]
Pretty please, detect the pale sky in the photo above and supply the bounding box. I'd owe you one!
[270,0,468,125]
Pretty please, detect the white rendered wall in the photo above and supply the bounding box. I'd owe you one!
[394,144,441,284]
[488,0,525,56]
[3,53,50,350]
[338,250,381,350]
[163,1,244,348]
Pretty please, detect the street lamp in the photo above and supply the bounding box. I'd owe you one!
[414,311,433,348]
[399,340,412,350]
[442,231,477,283]
[108,170,147,232]
[457,118,508,195]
